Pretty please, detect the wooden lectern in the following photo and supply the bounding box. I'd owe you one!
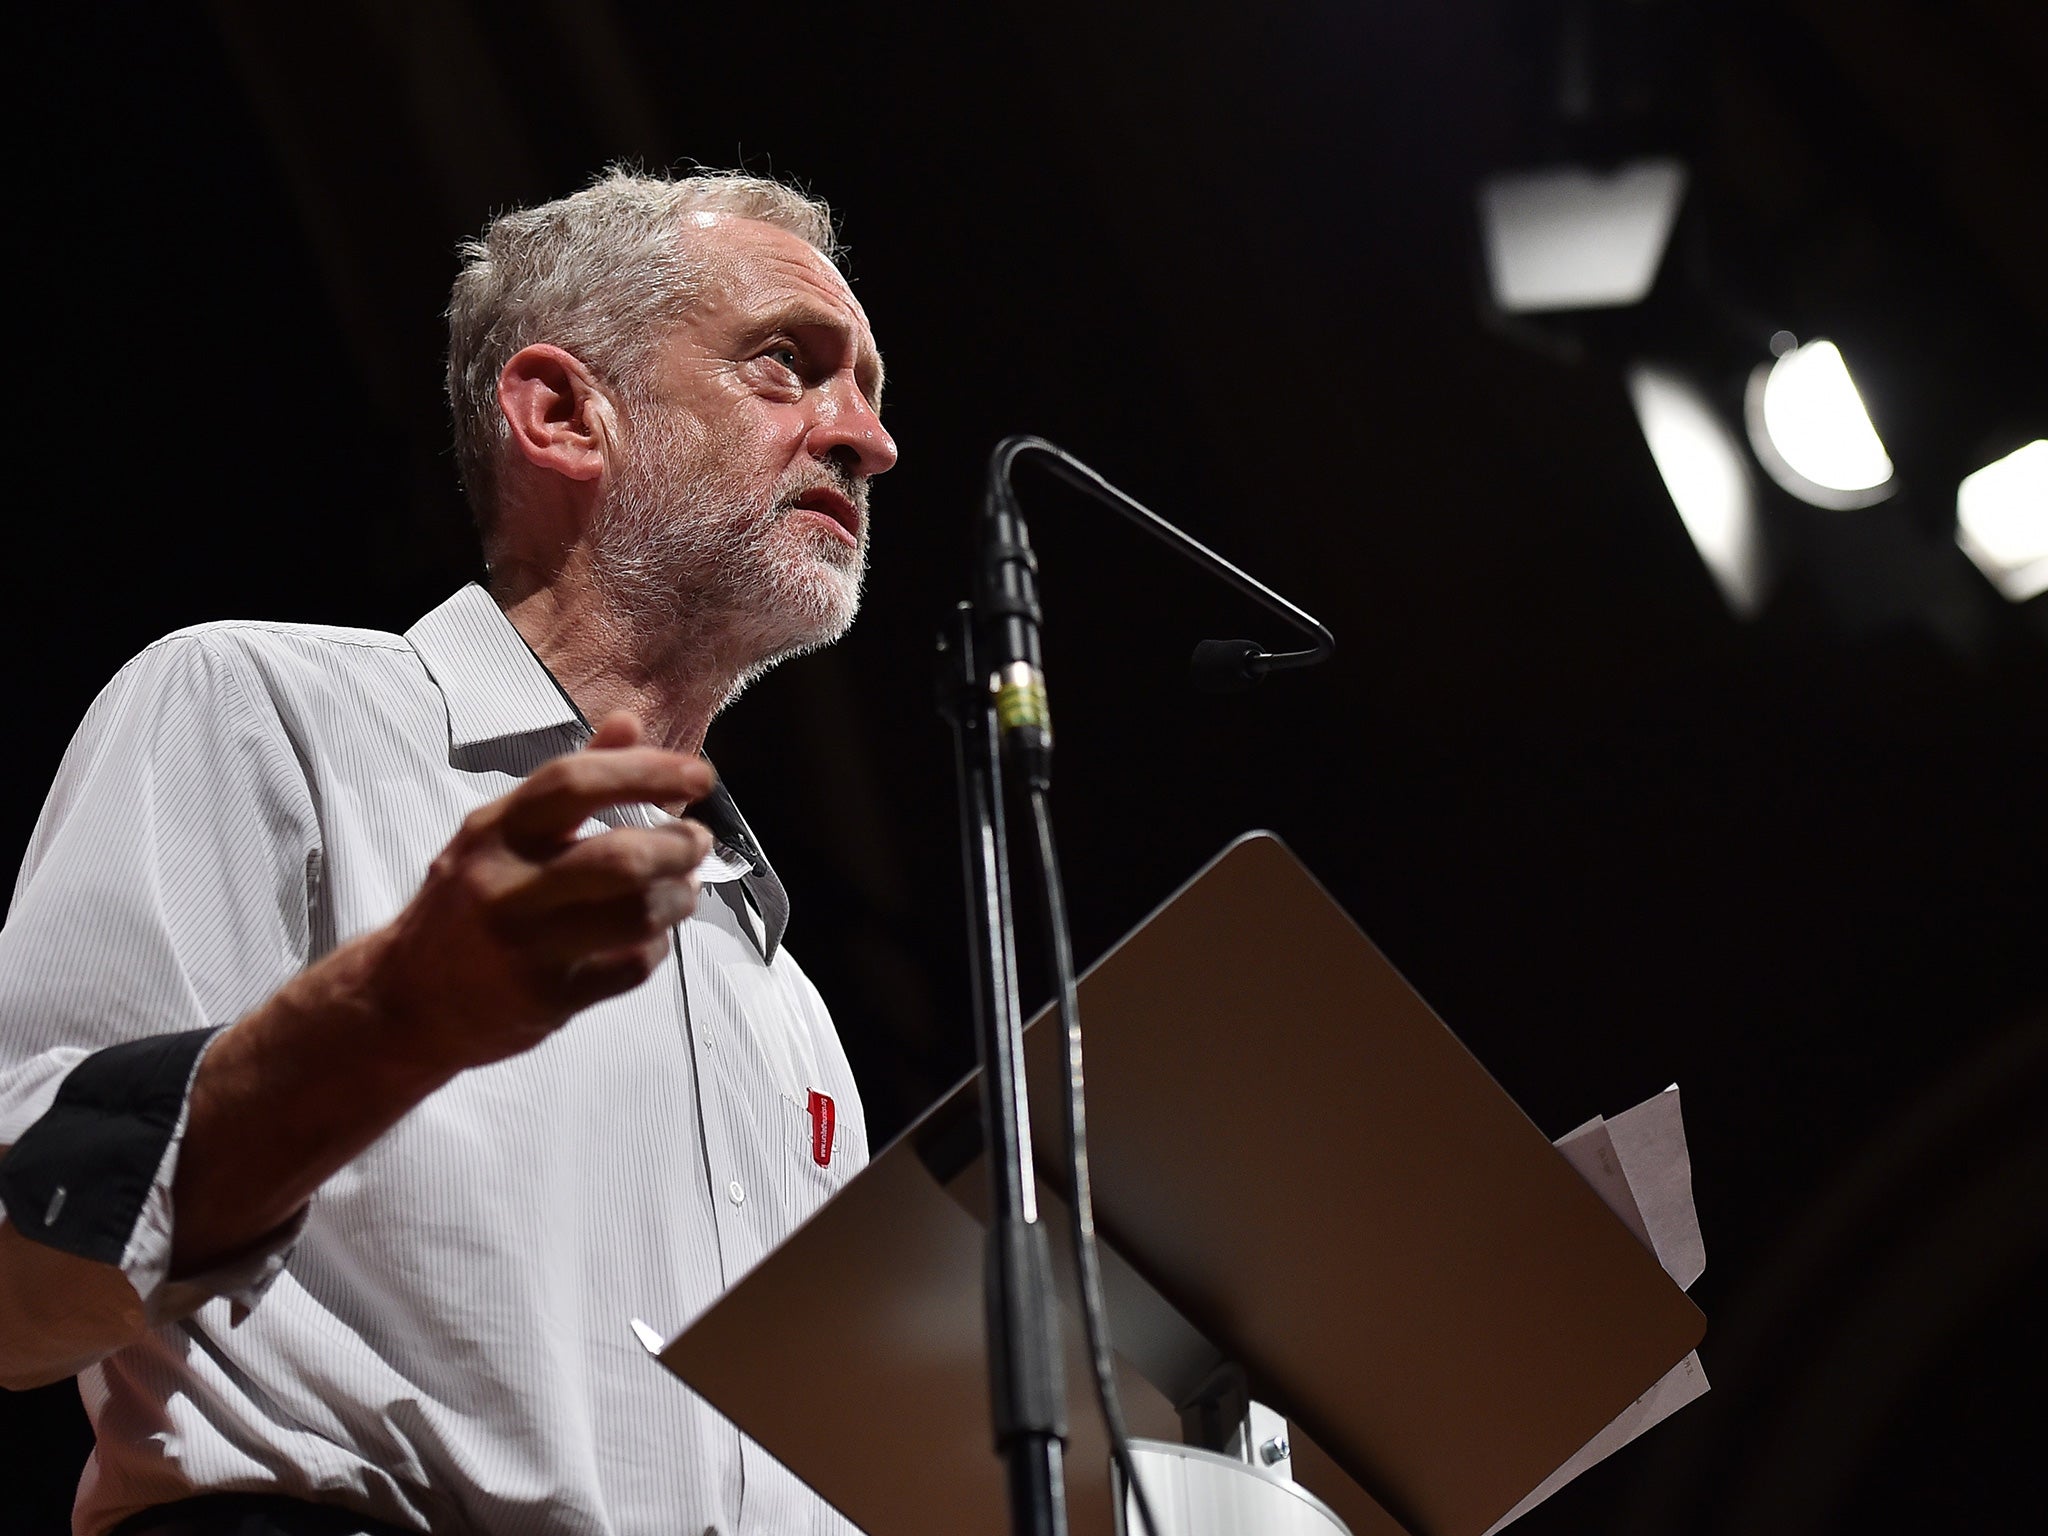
[652,833,1705,1535]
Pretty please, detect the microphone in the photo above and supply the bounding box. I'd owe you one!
[1189,639,1267,693]
[975,483,1054,790]
[982,436,1333,705]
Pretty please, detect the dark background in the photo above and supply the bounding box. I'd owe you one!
[6,2,2044,1532]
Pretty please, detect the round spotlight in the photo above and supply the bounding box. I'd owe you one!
[1743,339,1896,509]
[1955,439,2047,602]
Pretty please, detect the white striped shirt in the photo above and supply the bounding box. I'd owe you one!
[0,584,867,1535]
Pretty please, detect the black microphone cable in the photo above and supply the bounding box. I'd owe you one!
[1024,782,1163,1536]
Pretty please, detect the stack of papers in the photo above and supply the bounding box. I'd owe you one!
[1486,1085,1710,1533]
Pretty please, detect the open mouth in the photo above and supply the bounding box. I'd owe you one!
[789,486,862,546]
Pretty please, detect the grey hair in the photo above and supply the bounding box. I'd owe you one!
[446,165,839,554]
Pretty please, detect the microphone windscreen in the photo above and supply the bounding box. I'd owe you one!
[1189,639,1265,694]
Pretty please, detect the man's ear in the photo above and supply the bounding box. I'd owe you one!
[497,344,613,484]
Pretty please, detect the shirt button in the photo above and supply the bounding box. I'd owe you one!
[727,1181,745,1206]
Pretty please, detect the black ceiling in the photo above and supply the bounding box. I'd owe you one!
[8,4,2044,1532]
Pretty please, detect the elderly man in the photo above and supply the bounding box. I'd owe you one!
[0,168,896,1535]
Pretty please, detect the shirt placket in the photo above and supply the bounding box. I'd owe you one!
[673,927,748,1288]
[670,881,782,1536]
[599,799,744,1532]
[695,931,816,1533]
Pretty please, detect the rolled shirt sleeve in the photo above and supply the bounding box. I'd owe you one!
[0,631,322,1386]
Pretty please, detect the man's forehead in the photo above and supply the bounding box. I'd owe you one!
[691,215,867,324]
[680,214,883,397]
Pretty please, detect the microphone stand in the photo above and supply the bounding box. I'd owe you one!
[938,434,1333,1536]
[938,599,1069,1536]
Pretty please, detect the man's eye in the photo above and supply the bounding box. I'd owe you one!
[768,346,801,371]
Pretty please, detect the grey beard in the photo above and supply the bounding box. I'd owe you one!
[586,414,867,700]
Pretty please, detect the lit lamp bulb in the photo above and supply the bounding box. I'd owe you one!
[1745,339,1896,509]
[1956,440,2047,602]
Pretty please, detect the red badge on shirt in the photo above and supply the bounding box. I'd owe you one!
[807,1089,836,1167]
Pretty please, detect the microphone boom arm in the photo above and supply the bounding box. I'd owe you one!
[988,434,1335,688]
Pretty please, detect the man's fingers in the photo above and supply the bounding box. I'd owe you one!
[586,711,643,751]
[558,936,673,1011]
[499,749,716,850]
[516,882,699,963]
[494,823,714,916]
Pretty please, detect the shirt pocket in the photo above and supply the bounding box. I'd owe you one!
[715,959,824,1104]
[777,1089,855,1226]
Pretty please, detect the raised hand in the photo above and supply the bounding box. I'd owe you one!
[369,712,718,1078]
[167,713,714,1279]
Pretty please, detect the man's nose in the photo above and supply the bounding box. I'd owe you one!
[806,382,899,479]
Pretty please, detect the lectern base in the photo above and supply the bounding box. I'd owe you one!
[1117,1441,1354,1536]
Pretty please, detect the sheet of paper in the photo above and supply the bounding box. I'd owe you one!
[1608,1085,1705,1289]
[1482,1085,1709,1533]
[1482,1351,1709,1534]
[1553,1115,1655,1252]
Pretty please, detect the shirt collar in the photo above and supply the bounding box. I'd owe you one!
[405,583,792,961]
[405,583,581,749]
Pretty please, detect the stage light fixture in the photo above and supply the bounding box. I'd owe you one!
[1478,158,1688,314]
[1954,439,2047,602]
[1627,365,1767,615]
[1744,339,1895,510]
